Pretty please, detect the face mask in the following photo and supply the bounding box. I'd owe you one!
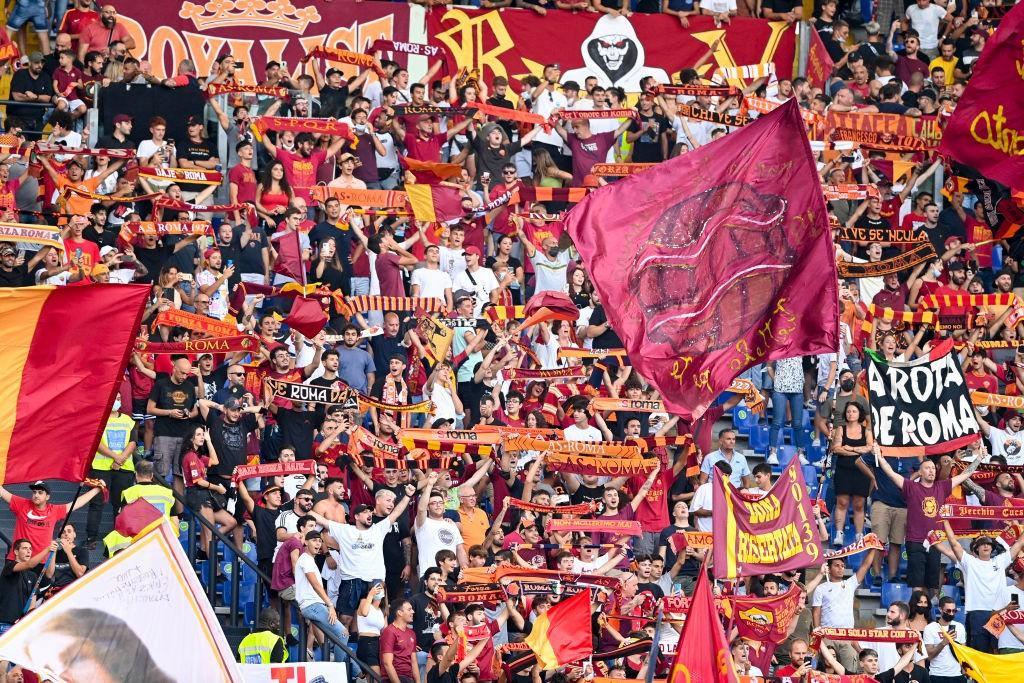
[840,379,855,392]
[932,267,942,277]
[546,247,559,258]
[112,396,122,412]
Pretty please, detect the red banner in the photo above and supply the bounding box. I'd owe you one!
[429,10,803,95]
[565,101,838,419]
[728,589,804,644]
[938,1,1024,189]
[713,459,824,579]
[120,1,412,82]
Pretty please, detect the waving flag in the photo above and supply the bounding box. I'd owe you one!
[565,100,838,419]
[0,285,149,484]
[938,2,1024,189]
[667,561,738,683]
[524,587,592,669]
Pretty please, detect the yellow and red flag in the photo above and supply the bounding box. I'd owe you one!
[523,587,592,670]
[0,285,149,484]
[668,564,739,683]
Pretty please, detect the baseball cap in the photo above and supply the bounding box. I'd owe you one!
[186,115,202,127]
[453,289,475,304]
[352,504,373,515]
[223,397,242,410]
[947,259,967,271]
[944,236,962,248]
[100,245,117,258]
[261,485,283,499]
[970,535,995,552]
[113,114,133,125]
[90,263,109,277]
[0,244,15,256]
[464,245,482,258]
[27,51,43,64]
[338,152,356,162]
[29,481,50,494]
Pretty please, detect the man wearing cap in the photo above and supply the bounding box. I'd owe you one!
[9,51,55,137]
[39,152,121,220]
[327,152,366,190]
[452,246,498,317]
[326,483,416,632]
[0,481,101,559]
[939,519,1024,652]
[0,243,51,287]
[175,115,221,198]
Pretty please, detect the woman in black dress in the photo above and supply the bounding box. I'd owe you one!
[829,401,873,547]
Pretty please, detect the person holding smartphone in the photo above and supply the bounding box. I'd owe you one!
[922,596,967,682]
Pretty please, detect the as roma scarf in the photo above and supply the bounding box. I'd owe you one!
[951,459,1024,485]
[134,335,259,354]
[468,101,548,127]
[830,128,928,151]
[837,242,936,277]
[153,196,255,216]
[233,460,316,482]
[267,378,360,409]
[0,222,63,250]
[822,532,885,560]
[558,108,638,122]
[153,309,237,337]
[333,293,447,317]
[543,452,658,476]
[810,627,920,650]
[651,84,741,98]
[400,437,494,457]
[120,221,213,237]
[348,426,403,458]
[590,163,656,176]
[472,425,564,439]
[139,166,223,186]
[590,397,664,413]
[984,608,1024,637]
[745,96,825,128]
[393,105,478,118]
[309,186,408,207]
[864,304,937,326]
[512,186,589,205]
[970,391,1024,410]
[939,503,1024,520]
[558,347,628,360]
[666,531,713,553]
[502,436,641,458]
[507,497,597,516]
[546,518,642,537]
[359,394,434,414]
[918,293,1017,310]
[301,46,386,78]
[435,584,506,604]
[729,378,767,413]
[228,282,325,317]
[250,116,353,142]
[368,39,450,63]
[839,227,927,244]
[503,366,587,381]
[676,103,749,127]
[924,526,1016,549]
[824,184,880,200]
[61,186,161,204]
[400,428,501,446]
[205,82,289,99]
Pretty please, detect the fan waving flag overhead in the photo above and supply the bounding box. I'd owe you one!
[0,285,149,484]
[565,100,839,419]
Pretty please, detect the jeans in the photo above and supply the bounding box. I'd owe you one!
[769,390,808,452]
[350,277,370,296]
[967,610,997,652]
[301,601,349,663]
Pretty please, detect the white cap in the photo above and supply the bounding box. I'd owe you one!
[100,246,117,257]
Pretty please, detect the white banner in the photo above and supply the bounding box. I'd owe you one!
[241,662,348,682]
[0,522,240,682]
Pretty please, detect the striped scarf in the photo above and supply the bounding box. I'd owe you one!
[484,305,525,322]
[333,294,447,317]
[503,366,587,381]
[918,293,1018,310]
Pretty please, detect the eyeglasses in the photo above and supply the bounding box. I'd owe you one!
[297,497,313,502]
[228,371,244,377]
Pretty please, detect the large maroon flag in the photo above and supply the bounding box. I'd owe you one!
[667,560,739,683]
[938,3,1024,190]
[565,100,838,419]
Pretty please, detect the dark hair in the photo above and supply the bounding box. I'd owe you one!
[422,567,442,583]
[259,159,293,198]
[752,463,772,477]
[297,514,317,531]
[390,598,412,619]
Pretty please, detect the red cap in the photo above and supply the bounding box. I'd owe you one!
[464,245,482,258]
[203,248,220,260]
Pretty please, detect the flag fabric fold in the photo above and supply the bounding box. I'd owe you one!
[565,99,838,419]
[283,296,329,339]
[945,634,1024,683]
[523,587,593,670]
[667,562,739,683]
[0,285,150,485]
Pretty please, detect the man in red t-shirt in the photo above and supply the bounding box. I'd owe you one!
[263,132,345,204]
[60,0,99,50]
[228,140,257,224]
[964,350,999,393]
[774,639,813,677]
[381,598,419,683]
[63,214,101,275]
[0,481,101,558]
[395,114,473,162]
[76,5,135,61]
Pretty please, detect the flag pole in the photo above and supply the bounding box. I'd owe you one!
[22,483,85,615]
[296,229,307,288]
[644,603,663,683]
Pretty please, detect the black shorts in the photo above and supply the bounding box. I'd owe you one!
[906,541,942,589]
[357,635,381,666]
[132,397,154,421]
[186,488,213,511]
[258,559,279,599]
[336,577,371,616]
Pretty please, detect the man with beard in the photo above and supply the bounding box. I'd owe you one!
[313,477,349,524]
[961,471,1024,531]
[325,484,416,632]
[336,324,376,395]
[147,356,200,487]
[372,488,413,601]
[262,131,346,205]
[552,116,632,186]
[875,602,915,670]
[196,249,235,320]
[514,218,571,295]
[411,567,445,651]
[9,52,55,138]
[274,488,315,557]
[76,5,135,62]
[198,396,263,493]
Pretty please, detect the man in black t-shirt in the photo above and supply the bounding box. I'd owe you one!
[47,524,88,591]
[199,397,263,488]
[628,99,670,164]
[0,539,52,629]
[876,641,929,683]
[147,357,199,485]
[0,244,34,286]
[9,54,55,137]
[412,567,445,649]
[587,298,622,350]
[177,115,221,195]
[237,484,284,586]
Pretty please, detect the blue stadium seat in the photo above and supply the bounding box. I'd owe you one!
[992,244,1004,272]
[777,445,798,468]
[749,425,770,454]
[807,442,826,464]
[940,585,961,604]
[845,549,864,575]
[732,406,758,436]
[801,410,813,430]
[802,465,818,485]
[881,582,912,607]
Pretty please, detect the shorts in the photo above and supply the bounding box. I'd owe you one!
[186,488,213,511]
[279,584,296,602]
[6,1,47,31]
[906,541,942,589]
[336,577,371,616]
[56,97,86,111]
[132,397,154,421]
[357,635,381,666]
[870,501,907,546]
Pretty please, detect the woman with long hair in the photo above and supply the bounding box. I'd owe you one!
[486,234,524,303]
[563,265,594,309]
[180,425,237,559]
[907,590,932,631]
[356,581,389,677]
[255,160,293,228]
[830,401,874,547]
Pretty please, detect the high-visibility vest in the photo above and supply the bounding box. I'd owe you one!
[237,631,288,664]
[122,483,175,518]
[92,413,137,472]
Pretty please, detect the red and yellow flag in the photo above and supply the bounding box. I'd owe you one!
[0,285,149,484]
[668,563,739,683]
[523,587,592,670]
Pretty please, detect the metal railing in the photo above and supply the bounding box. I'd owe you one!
[0,99,56,137]
[173,491,380,678]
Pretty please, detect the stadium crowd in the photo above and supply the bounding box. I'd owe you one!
[0,0,1022,681]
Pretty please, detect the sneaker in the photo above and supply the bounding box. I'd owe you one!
[766,450,779,465]
[855,532,864,544]
[798,451,810,465]
[834,529,844,547]
[812,458,827,468]
[872,573,883,588]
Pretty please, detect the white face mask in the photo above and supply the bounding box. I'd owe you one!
[112,396,122,413]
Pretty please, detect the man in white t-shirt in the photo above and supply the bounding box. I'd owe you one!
[410,244,453,308]
[976,410,1024,465]
[811,553,875,671]
[415,472,466,572]
[326,484,415,632]
[514,216,572,294]
[294,531,349,663]
[923,596,968,677]
[452,246,498,317]
[438,224,468,283]
[905,0,948,54]
[564,405,609,441]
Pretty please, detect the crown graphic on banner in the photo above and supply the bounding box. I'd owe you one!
[178,0,322,34]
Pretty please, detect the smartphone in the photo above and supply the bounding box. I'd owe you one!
[280,60,288,70]
[178,273,193,282]
[226,259,233,268]
[234,61,245,69]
